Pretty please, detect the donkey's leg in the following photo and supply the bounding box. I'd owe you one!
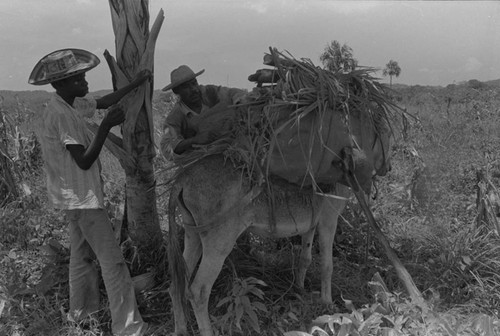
[316,202,339,303]
[297,228,316,290]
[316,186,349,303]
[188,226,245,336]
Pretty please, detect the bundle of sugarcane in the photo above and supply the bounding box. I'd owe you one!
[226,47,399,188]
[165,47,400,189]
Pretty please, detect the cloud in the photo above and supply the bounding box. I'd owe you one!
[416,67,445,85]
[322,0,382,15]
[244,1,269,14]
[463,57,482,73]
[418,68,442,77]
[241,0,381,16]
[241,0,309,15]
[449,57,483,76]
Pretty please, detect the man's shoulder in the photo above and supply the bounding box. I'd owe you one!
[44,95,68,117]
[200,84,221,95]
[201,84,246,107]
[201,84,244,92]
[200,84,246,98]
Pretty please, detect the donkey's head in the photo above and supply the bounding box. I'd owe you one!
[342,103,393,193]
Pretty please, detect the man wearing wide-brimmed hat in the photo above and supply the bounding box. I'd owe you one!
[159,65,246,161]
[29,48,151,336]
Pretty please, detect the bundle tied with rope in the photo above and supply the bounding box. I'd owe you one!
[167,47,398,198]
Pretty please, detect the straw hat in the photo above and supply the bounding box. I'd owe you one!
[28,48,100,86]
[162,65,205,91]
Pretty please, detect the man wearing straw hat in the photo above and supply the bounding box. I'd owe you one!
[160,65,246,161]
[29,48,151,336]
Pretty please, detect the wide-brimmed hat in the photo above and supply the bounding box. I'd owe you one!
[162,65,205,91]
[28,48,100,86]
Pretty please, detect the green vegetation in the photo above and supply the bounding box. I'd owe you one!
[320,40,358,73]
[1,79,500,335]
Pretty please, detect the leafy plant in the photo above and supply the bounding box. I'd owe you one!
[213,276,268,335]
[283,293,499,336]
[11,129,42,177]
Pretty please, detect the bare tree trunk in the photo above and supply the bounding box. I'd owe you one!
[106,0,164,271]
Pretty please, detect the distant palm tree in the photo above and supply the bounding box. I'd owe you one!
[383,60,401,87]
[320,40,358,73]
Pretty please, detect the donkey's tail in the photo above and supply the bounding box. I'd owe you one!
[167,185,189,320]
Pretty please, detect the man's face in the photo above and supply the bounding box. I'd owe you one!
[175,78,202,106]
[56,73,89,97]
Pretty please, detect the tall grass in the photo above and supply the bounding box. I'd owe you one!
[372,84,500,312]
[2,84,500,335]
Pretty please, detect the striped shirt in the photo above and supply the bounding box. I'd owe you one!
[38,94,104,209]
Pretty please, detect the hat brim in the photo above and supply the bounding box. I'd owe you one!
[162,69,205,91]
[28,48,100,86]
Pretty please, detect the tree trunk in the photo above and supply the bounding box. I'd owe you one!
[106,0,164,272]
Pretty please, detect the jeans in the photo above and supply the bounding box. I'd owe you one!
[66,208,147,336]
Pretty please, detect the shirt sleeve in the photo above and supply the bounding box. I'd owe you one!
[56,112,85,147]
[202,85,247,107]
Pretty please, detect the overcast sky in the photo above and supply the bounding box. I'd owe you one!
[1,0,499,92]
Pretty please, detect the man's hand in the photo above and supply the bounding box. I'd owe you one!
[134,69,153,84]
[102,104,126,129]
[173,131,218,155]
[194,130,217,145]
[96,69,153,110]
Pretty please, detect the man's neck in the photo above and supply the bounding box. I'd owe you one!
[56,91,75,107]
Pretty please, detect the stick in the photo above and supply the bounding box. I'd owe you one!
[346,167,426,305]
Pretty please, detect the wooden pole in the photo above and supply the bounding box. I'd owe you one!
[345,160,426,305]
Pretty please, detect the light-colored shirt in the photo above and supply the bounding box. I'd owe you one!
[160,84,246,161]
[38,94,104,209]
[160,101,210,161]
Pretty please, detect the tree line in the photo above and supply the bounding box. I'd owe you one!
[319,40,401,87]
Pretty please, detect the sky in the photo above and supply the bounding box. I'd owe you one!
[1,0,499,92]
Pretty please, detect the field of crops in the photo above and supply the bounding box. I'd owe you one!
[1,81,500,335]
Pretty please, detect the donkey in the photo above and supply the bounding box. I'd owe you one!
[167,106,392,336]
